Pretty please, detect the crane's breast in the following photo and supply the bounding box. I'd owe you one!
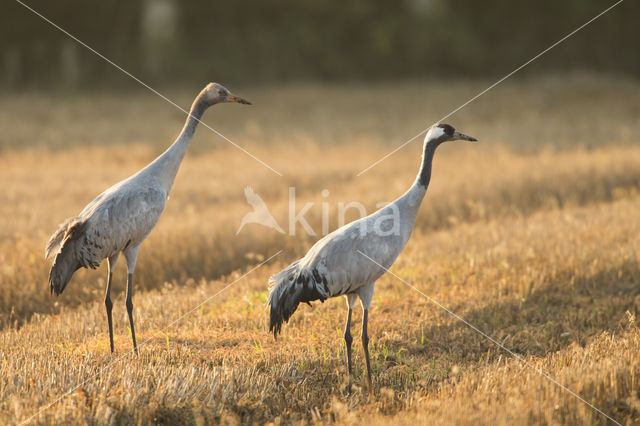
[83,187,167,259]
[304,225,404,297]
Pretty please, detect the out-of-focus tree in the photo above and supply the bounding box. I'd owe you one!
[0,0,637,89]
[0,1,142,88]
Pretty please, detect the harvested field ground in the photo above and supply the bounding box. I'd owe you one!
[1,78,640,424]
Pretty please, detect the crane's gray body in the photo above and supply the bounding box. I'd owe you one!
[45,103,196,294]
[267,130,442,337]
[268,176,427,335]
[284,181,425,296]
[44,82,251,354]
[267,123,477,385]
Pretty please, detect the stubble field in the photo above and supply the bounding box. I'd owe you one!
[1,77,640,424]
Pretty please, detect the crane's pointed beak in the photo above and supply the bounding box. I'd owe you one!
[225,93,252,105]
[453,131,477,142]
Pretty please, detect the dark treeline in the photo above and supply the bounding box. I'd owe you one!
[1,0,637,88]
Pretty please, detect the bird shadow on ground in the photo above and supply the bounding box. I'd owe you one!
[386,259,640,377]
[130,259,640,394]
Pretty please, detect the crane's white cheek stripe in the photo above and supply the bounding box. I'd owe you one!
[425,126,446,141]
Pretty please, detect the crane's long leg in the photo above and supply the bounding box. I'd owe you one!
[105,254,119,353]
[344,307,353,377]
[126,272,138,355]
[123,247,139,356]
[344,294,357,390]
[357,282,375,387]
[362,308,372,386]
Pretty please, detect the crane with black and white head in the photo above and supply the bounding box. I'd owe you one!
[267,123,477,384]
[45,83,251,354]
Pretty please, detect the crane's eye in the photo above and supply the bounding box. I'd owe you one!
[436,124,453,134]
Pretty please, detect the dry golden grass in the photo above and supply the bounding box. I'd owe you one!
[1,78,640,424]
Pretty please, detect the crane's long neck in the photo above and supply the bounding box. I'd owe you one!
[145,94,211,193]
[393,139,439,241]
[417,140,438,189]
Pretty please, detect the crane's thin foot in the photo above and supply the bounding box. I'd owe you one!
[362,309,372,389]
[126,273,138,356]
[127,307,138,356]
[344,308,353,393]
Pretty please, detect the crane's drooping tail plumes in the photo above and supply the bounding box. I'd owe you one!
[267,261,328,338]
[45,217,77,260]
[46,218,96,295]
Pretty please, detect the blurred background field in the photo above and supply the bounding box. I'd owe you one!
[1,0,640,424]
[1,77,639,328]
